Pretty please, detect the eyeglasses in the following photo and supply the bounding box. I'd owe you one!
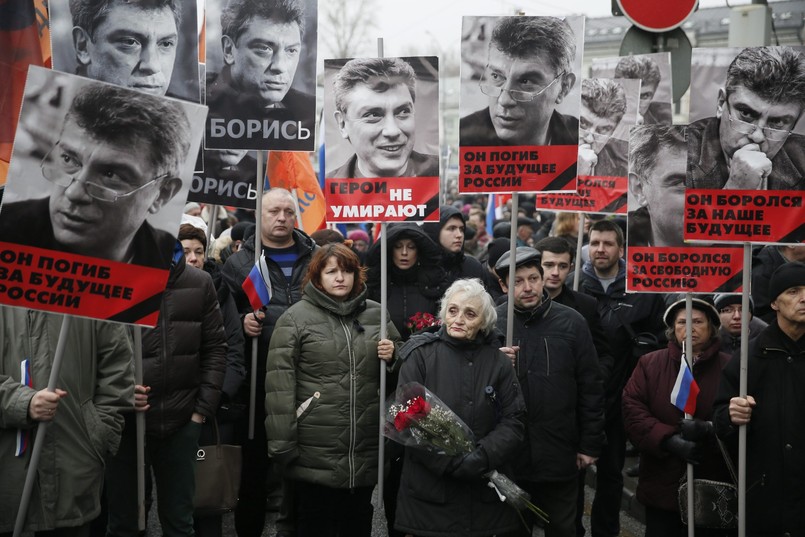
[40,144,167,203]
[725,101,792,142]
[479,71,565,103]
[719,306,742,315]
[579,128,613,141]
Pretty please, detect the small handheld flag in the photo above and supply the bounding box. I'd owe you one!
[671,351,700,415]
[242,255,272,311]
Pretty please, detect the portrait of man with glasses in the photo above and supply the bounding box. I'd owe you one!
[688,46,805,191]
[0,74,194,269]
[628,125,688,247]
[459,16,579,148]
[578,78,630,178]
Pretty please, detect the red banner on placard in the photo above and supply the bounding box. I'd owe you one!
[458,144,578,193]
[325,176,439,223]
[684,189,805,245]
[627,246,744,293]
[536,175,627,214]
[0,241,168,326]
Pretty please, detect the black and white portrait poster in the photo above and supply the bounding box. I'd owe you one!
[626,124,743,294]
[204,0,318,151]
[536,77,640,215]
[49,0,201,103]
[685,46,805,245]
[458,15,585,194]
[189,149,264,209]
[323,56,440,223]
[0,67,207,326]
[591,52,673,126]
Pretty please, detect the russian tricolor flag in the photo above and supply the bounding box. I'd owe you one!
[242,255,272,311]
[670,355,699,415]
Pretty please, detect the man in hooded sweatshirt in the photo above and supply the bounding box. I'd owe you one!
[423,206,486,287]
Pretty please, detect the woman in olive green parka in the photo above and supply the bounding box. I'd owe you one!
[265,243,401,537]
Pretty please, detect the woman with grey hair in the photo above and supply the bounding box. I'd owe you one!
[393,278,527,536]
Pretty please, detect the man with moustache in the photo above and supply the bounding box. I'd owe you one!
[328,57,438,178]
[69,0,181,96]
[577,219,666,537]
[495,247,605,537]
[206,0,315,150]
[460,16,578,147]
[688,46,805,191]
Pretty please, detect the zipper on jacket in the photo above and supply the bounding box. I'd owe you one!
[338,317,357,488]
[544,339,550,376]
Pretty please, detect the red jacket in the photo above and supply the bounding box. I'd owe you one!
[622,339,731,511]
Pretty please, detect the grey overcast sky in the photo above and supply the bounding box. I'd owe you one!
[369,0,778,57]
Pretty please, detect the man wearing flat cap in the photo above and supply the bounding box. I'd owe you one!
[494,247,605,537]
[713,262,805,535]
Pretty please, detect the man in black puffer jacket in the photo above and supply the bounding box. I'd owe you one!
[495,247,605,537]
[106,244,227,537]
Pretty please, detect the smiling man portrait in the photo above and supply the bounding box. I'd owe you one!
[327,57,439,178]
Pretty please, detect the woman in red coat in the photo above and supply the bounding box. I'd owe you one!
[622,298,734,537]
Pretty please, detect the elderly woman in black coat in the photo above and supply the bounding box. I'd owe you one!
[394,278,526,537]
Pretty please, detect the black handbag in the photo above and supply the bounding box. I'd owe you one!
[193,419,242,516]
[678,436,738,529]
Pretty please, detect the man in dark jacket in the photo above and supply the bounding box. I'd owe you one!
[423,206,486,286]
[495,247,605,537]
[752,245,805,323]
[106,245,227,537]
[577,219,666,537]
[221,187,317,537]
[713,262,805,535]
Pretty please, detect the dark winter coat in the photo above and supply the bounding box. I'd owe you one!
[222,228,318,394]
[366,223,448,341]
[496,294,605,482]
[713,322,805,535]
[579,260,666,415]
[265,283,401,488]
[142,257,227,437]
[623,339,731,512]
[203,258,246,402]
[394,327,526,537]
[423,205,487,287]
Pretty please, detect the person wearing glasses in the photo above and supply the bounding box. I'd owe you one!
[688,46,805,191]
[459,16,578,147]
[578,78,629,178]
[0,84,189,269]
[327,57,438,178]
[628,125,688,247]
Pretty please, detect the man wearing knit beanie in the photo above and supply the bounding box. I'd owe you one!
[712,261,805,535]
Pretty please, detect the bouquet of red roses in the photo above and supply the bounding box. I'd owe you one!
[384,381,474,456]
[384,382,549,525]
[405,312,441,335]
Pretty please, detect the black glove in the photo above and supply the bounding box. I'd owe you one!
[662,433,704,465]
[679,418,714,442]
[448,448,489,480]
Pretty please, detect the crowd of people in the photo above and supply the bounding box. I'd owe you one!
[2,188,804,537]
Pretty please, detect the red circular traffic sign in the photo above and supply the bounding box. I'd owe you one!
[616,0,698,32]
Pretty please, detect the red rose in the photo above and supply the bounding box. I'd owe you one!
[394,411,412,431]
[406,396,431,419]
